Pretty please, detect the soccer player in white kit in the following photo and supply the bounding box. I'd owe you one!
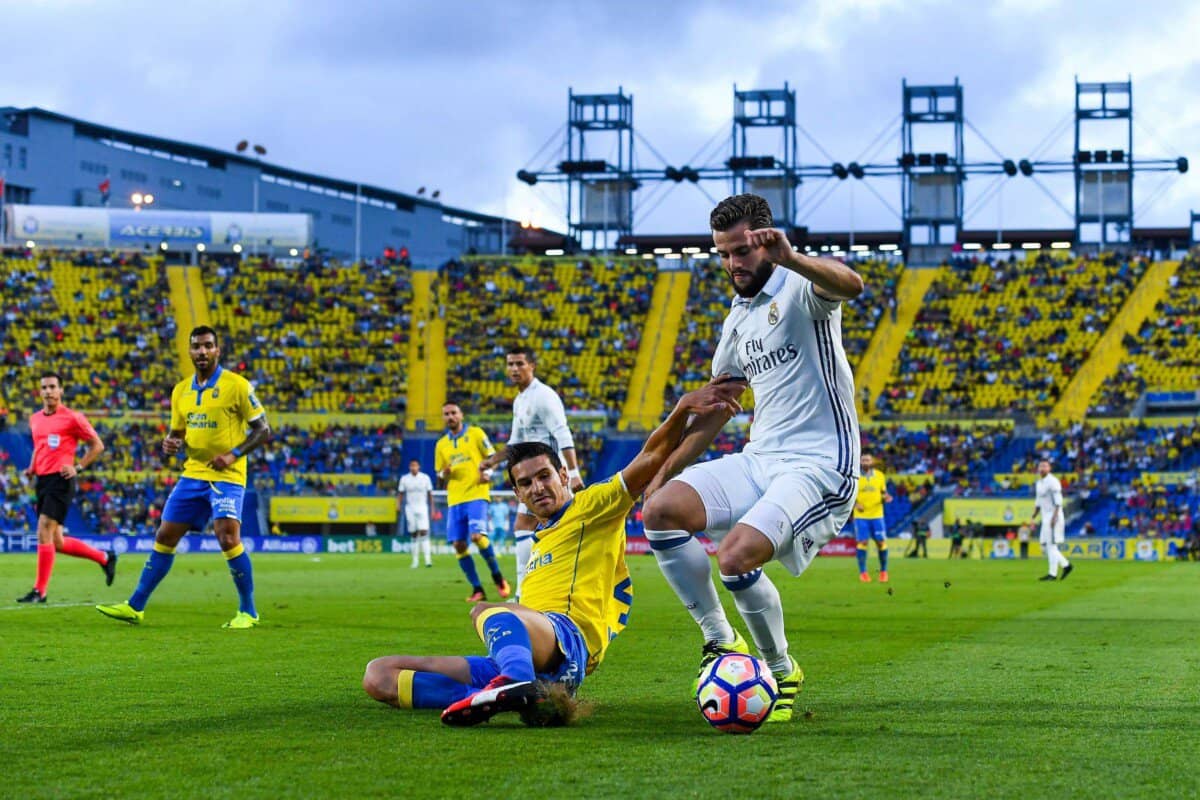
[398,459,435,568]
[1031,459,1073,581]
[642,194,865,723]
[480,347,584,597]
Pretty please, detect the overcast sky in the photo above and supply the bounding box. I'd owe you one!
[3,0,1197,235]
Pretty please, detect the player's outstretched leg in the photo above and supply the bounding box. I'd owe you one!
[221,541,259,629]
[441,605,545,726]
[98,540,179,623]
[472,534,510,598]
[363,655,475,709]
[454,542,486,602]
[717,524,799,723]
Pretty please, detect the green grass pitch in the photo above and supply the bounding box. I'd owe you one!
[2,553,1198,799]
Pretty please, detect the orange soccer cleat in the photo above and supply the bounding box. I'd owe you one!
[859,572,872,583]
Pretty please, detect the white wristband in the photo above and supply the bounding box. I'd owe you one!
[567,468,582,482]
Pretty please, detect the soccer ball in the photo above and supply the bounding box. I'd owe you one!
[695,653,778,734]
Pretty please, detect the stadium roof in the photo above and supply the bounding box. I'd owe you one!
[0,106,518,228]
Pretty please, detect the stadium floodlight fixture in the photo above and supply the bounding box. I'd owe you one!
[289,248,299,256]
[232,243,243,254]
[878,244,899,251]
[664,167,684,182]
[160,241,169,251]
[144,193,155,205]
[993,242,1012,250]
[653,247,673,254]
[545,248,565,256]
[131,192,144,205]
[516,170,538,186]
[693,253,709,260]
[962,243,982,250]
[1051,241,1072,249]
[850,244,869,252]
[832,163,849,180]
[665,253,683,259]
[1003,160,1018,177]
[642,253,655,259]
[848,163,865,179]
[1178,157,1189,174]
[624,247,638,255]
[24,240,35,248]
[681,246,702,254]
[1022,242,1042,249]
[196,243,206,252]
[1018,160,1034,177]
[709,246,719,253]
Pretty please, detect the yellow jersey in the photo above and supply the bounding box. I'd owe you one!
[434,424,495,506]
[170,367,265,487]
[856,469,888,519]
[521,474,634,674]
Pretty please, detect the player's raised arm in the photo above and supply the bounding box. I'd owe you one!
[645,376,747,498]
[745,227,864,301]
[621,381,744,498]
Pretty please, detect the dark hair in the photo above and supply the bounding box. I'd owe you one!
[189,326,220,347]
[507,346,536,365]
[710,193,774,232]
[39,371,63,386]
[506,442,562,484]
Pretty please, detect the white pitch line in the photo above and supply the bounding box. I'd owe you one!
[0,601,98,612]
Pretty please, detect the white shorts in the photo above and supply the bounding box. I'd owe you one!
[1039,519,1065,545]
[405,506,430,533]
[676,452,857,576]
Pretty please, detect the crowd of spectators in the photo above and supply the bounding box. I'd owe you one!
[876,253,1147,417]
[442,256,652,421]
[1,252,177,416]
[206,257,412,413]
[1090,257,1200,416]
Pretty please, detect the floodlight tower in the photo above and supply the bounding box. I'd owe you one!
[900,79,965,258]
[729,84,799,229]
[563,88,635,249]
[1073,79,1133,248]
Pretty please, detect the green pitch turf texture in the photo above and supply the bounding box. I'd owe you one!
[2,553,1197,799]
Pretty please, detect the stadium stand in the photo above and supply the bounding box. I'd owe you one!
[205,257,412,413]
[0,252,176,414]
[876,253,1148,418]
[442,256,653,421]
[1089,256,1199,416]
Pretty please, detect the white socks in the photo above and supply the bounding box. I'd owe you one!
[720,569,791,675]
[422,535,432,565]
[645,529,734,644]
[515,536,533,599]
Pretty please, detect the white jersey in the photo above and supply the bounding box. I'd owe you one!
[712,267,860,475]
[1034,474,1063,520]
[397,472,434,510]
[510,377,574,455]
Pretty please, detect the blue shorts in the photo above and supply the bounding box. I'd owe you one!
[855,517,887,542]
[446,500,488,543]
[464,612,590,691]
[162,476,245,531]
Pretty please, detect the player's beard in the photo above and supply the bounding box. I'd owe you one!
[729,259,774,298]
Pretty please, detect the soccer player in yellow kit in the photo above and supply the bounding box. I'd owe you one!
[854,452,893,582]
[362,379,745,726]
[434,402,510,601]
[97,326,270,628]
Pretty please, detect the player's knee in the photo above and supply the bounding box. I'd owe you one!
[362,660,396,703]
[452,541,468,554]
[644,484,703,532]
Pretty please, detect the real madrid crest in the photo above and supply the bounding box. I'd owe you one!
[768,301,780,325]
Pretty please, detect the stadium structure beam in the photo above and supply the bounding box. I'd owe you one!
[517,79,1188,256]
